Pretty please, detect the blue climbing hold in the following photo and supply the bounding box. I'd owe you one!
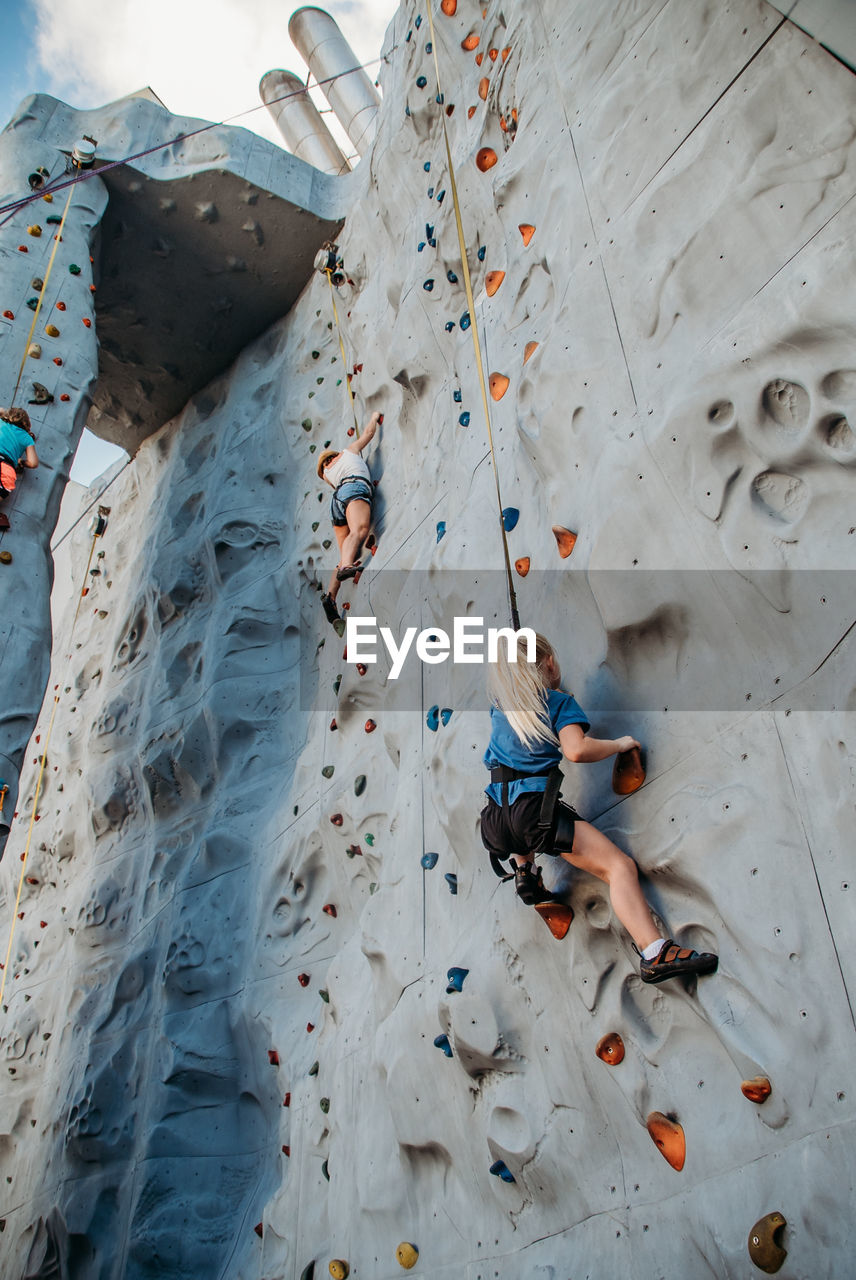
[445,873,458,895]
[436,521,446,542]
[445,321,455,332]
[406,105,411,116]
[458,412,470,427]
[429,238,437,248]
[453,390,462,402]
[440,708,453,726]
[415,13,422,27]
[436,93,444,105]
[426,41,432,53]
[502,508,519,532]
[426,223,434,239]
[423,279,435,291]
[447,269,458,283]
[477,246,486,262]
[460,312,471,330]
[424,162,431,172]
[427,186,434,198]
[446,967,469,993]
[490,1160,516,1183]
[417,76,427,88]
[434,1033,453,1057]
[437,190,446,204]
[421,851,439,869]
[426,704,440,731]
[418,242,426,252]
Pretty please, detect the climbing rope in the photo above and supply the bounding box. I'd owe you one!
[0,512,107,1010]
[325,269,360,432]
[424,1,520,630]
[9,182,76,407]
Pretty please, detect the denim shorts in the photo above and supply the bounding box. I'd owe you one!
[331,478,374,526]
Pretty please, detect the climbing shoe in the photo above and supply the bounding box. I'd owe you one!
[336,561,362,582]
[321,593,341,625]
[640,939,718,984]
[514,862,554,907]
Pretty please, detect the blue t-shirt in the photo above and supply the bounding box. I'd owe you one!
[484,688,590,804]
[0,421,33,466]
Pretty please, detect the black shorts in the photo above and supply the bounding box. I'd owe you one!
[480,790,582,862]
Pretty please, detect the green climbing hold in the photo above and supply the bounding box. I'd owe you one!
[46,214,62,225]
[26,298,38,311]
[333,674,342,695]
[308,391,315,398]
[320,1097,330,1113]
[312,350,320,359]
[369,883,378,894]
[321,1159,330,1181]
[354,775,366,796]
[312,521,320,531]
[321,765,334,779]
[302,418,313,430]
[317,377,323,384]
[322,539,332,549]
[69,264,81,275]
[319,988,330,1003]
[309,444,316,453]
[309,1060,319,1076]
[365,833,375,846]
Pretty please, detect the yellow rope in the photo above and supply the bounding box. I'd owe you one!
[325,269,360,432]
[425,1,520,629]
[0,525,101,1010]
[11,182,77,407]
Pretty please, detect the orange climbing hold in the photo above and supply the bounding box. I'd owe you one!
[646,1112,685,1171]
[595,1032,625,1065]
[462,33,479,50]
[500,116,507,132]
[365,719,377,733]
[502,46,511,61]
[524,341,538,364]
[82,317,91,328]
[441,0,457,13]
[323,903,338,918]
[478,77,489,99]
[612,746,645,796]
[519,223,535,245]
[488,48,498,60]
[489,372,509,400]
[741,1076,773,1104]
[468,106,477,119]
[552,526,577,558]
[533,901,574,939]
[485,270,505,296]
[515,557,530,578]
[475,51,484,66]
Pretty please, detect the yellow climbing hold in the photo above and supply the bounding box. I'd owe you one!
[485,270,505,297]
[523,341,538,364]
[45,324,60,338]
[0,551,13,565]
[396,1242,419,1269]
[27,343,41,359]
[329,1262,349,1279]
[748,1212,787,1273]
[489,372,509,400]
[27,224,42,237]
[646,1112,685,1171]
[42,193,54,202]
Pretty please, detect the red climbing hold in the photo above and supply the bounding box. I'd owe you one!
[268,1049,280,1065]
[298,973,310,987]
[523,341,538,364]
[515,557,530,577]
[347,426,355,437]
[282,1144,291,1156]
[365,719,377,733]
[596,1032,625,1065]
[485,271,505,296]
[39,921,47,929]
[254,1222,263,1238]
[56,301,66,311]
[646,1112,685,1171]
[462,33,479,50]
[283,1092,291,1106]
[2,310,13,320]
[356,663,367,676]
[613,746,645,795]
[60,394,70,402]
[306,1022,315,1033]
[18,246,28,253]
[489,372,509,400]
[323,904,338,918]
[552,525,577,558]
[330,813,343,826]
[53,357,62,365]
[82,317,91,327]
[330,717,338,731]
[518,223,535,245]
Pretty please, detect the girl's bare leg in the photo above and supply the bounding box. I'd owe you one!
[327,524,348,600]
[557,821,660,951]
[340,498,371,571]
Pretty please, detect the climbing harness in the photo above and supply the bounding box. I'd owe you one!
[424,1,520,630]
[0,507,110,1011]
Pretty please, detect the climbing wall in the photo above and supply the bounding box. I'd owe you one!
[2,1,856,1277]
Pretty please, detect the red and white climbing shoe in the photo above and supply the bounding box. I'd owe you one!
[640,939,718,984]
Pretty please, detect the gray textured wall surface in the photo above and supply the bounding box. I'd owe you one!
[1,1,855,1278]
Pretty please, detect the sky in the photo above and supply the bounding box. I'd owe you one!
[0,0,399,482]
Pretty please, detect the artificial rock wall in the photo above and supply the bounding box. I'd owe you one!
[2,1,856,1278]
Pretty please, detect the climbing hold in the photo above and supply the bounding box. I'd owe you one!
[462,33,479,50]
[421,851,439,869]
[477,75,491,103]
[356,662,367,676]
[515,557,530,577]
[445,321,455,332]
[268,1049,280,1066]
[415,13,422,26]
[55,301,66,311]
[346,844,361,858]
[502,507,519,532]
[534,901,574,939]
[28,166,50,190]
[485,270,505,296]
[28,382,52,406]
[321,1159,330,1180]
[489,48,498,60]
[333,673,342,695]
[328,1262,348,1280]
[458,411,471,427]
[298,973,311,987]
[330,813,343,826]
[446,104,455,116]
[53,357,62,365]
[502,46,511,60]
[45,324,60,337]
[2,311,13,320]
[365,833,375,846]
[69,264,81,275]
[60,394,70,402]
[282,1144,290,1156]
[446,966,469,993]
[646,1112,685,1171]
[27,298,40,311]
[477,246,486,262]
[441,0,457,11]
[489,1160,516,1183]
[426,42,432,54]
[436,189,445,203]
[320,989,330,1002]
[329,716,337,730]
[27,225,42,237]
[445,873,458,895]
[46,215,62,225]
[308,1060,319,1076]
[595,1032,625,1065]
[460,311,471,330]
[82,317,91,327]
[468,105,477,119]
[440,708,453,726]
[426,222,434,240]
[254,1222,264,1238]
[523,340,539,364]
[321,764,335,779]
[27,343,41,359]
[748,1212,787,1273]
[424,162,431,172]
[306,1022,315,1033]
[320,1097,330,1114]
[612,746,645,795]
[426,705,440,732]
[300,1265,316,1280]
[741,1076,773,1104]
[354,775,367,796]
[434,1033,453,1057]
[519,224,535,245]
[475,52,484,66]
[416,75,428,88]
[18,245,29,253]
[396,1241,419,1269]
[489,372,509,400]
[323,904,337,918]
[436,521,446,542]
[446,268,458,283]
[302,418,313,431]
[423,279,434,291]
[552,526,577,558]
[453,390,462,402]
[365,719,377,733]
[0,551,13,565]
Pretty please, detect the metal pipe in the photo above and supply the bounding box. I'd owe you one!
[288,6,380,157]
[259,69,350,175]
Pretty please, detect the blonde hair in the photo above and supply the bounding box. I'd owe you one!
[488,631,560,751]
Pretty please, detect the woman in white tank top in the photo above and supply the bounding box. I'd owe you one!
[316,410,381,627]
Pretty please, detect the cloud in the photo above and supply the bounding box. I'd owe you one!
[30,0,398,150]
